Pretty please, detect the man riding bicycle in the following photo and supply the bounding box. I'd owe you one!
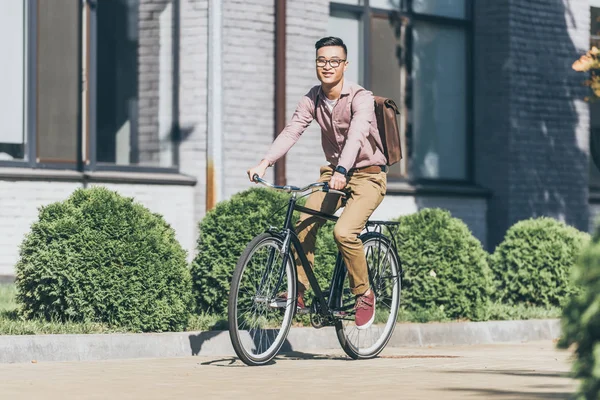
[247,36,387,330]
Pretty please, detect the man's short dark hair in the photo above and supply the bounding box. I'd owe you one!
[315,36,347,57]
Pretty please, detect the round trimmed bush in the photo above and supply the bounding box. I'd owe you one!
[15,187,192,332]
[558,230,600,399]
[395,208,493,321]
[191,187,338,314]
[490,217,590,308]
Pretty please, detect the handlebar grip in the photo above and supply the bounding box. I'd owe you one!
[322,182,346,197]
[252,173,259,182]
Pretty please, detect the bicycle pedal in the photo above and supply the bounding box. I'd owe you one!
[296,308,310,315]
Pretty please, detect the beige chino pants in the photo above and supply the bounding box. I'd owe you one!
[294,165,387,296]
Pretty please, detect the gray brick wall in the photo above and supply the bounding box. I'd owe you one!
[474,0,590,250]
[222,0,276,198]
[284,0,330,185]
[178,0,208,235]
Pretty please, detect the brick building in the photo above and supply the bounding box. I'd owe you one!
[0,0,596,279]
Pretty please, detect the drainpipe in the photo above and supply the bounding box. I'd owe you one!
[207,0,223,210]
[274,0,286,186]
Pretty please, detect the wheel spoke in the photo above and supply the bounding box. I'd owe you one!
[229,235,296,366]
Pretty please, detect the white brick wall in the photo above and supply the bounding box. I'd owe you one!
[178,0,208,231]
[0,181,79,276]
[0,180,196,277]
[370,194,488,248]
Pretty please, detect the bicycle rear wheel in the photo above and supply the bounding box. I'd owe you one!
[335,233,401,359]
[228,232,296,366]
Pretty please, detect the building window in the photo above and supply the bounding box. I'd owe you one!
[0,0,179,172]
[0,0,27,161]
[329,0,471,181]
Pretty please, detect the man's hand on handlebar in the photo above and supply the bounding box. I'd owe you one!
[247,159,270,183]
[329,171,347,190]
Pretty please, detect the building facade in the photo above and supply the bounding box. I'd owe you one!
[0,0,596,279]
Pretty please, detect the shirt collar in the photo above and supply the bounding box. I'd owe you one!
[317,79,351,101]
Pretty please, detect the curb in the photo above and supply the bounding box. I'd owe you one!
[0,319,561,364]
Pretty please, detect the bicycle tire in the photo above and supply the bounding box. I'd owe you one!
[334,232,402,360]
[228,232,297,366]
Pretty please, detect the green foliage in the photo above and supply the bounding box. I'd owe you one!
[559,229,600,400]
[191,187,340,314]
[490,217,590,308]
[395,208,493,321]
[15,187,192,332]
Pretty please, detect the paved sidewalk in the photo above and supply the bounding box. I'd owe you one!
[0,340,577,400]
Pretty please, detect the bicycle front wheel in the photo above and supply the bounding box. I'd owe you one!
[228,232,296,366]
[335,233,402,359]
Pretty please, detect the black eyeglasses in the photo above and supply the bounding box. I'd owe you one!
[315,58,346,68]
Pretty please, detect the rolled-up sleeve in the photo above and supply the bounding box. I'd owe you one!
[263,93,315,165]
[337,89,374,171]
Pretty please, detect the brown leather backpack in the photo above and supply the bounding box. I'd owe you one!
[373,96,402,166]
[314,92,403,167]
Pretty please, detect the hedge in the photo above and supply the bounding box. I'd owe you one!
[191,187,338,314]
[15,187,192,332]
[490,217,590,308]
[559,227,600,400]
[395,208,493,321]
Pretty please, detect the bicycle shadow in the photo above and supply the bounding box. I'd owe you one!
[199,350,351,368]
[197,333,351,368]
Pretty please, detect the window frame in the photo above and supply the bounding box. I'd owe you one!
[330,0,474,184]
[0,0,182,175]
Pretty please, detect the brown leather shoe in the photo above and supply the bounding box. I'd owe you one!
[354,289,376,330]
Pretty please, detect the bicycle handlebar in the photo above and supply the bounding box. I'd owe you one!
[252,174,347,198]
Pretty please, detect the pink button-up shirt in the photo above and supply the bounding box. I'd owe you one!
[263,80,387,171]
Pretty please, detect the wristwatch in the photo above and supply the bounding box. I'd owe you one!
[334,165,348,177]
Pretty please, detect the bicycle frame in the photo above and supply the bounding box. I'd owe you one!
[253,174,400,321]
[268,192,350,318]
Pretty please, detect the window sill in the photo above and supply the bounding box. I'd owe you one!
[386,180,492,198]
[589,187,600,203]
[0,168,197,186]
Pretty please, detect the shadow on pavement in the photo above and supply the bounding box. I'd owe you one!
[442,388,573,400]
[198,350,350,367]
[442,369,571,379]
[441,369,575,399]
[188,331,223,356]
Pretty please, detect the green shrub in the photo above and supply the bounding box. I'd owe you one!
[395,208,493,321]
[191,187,338,314]
[15,187,192,332]
[490,217,590,308]
[558,230,600,400]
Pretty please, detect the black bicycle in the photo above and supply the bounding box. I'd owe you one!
[227,174,402,366]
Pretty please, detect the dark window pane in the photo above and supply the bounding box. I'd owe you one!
[370,16,407,177]
[412,22,467,180]
[0,0,26,161]
[592,6,600,39]
[96,0,176,167]
[328,10,363,85]
[37,0,79,163]
[589,7,600,188]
